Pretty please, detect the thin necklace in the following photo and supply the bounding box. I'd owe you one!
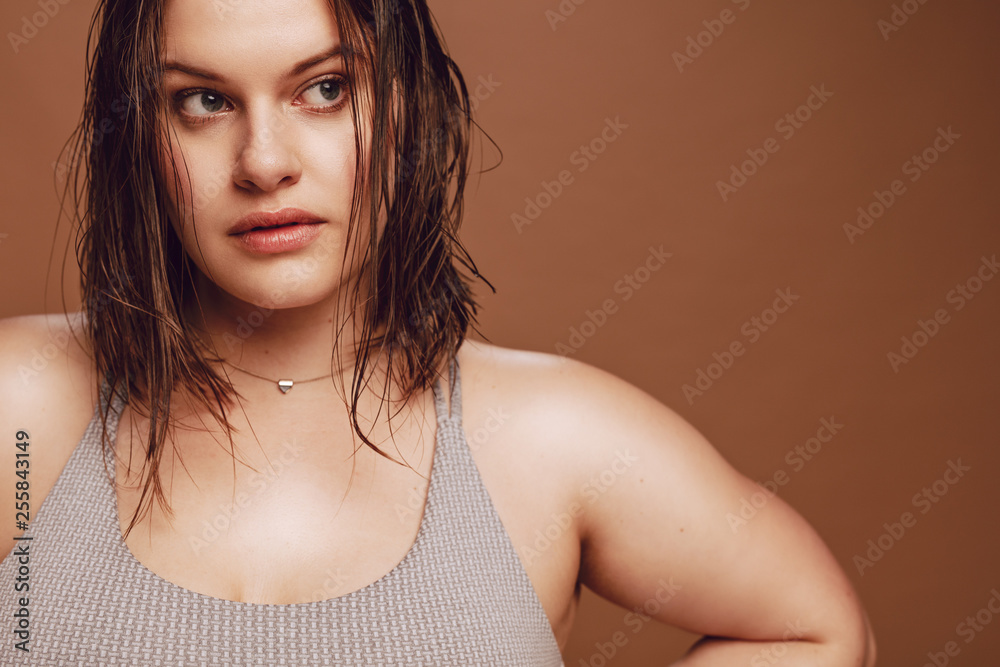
[191,335,334,394]
[223,360,332,394]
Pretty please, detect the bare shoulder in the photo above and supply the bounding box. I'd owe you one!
[456,337,765,518]
[454,339,682,511]
[0,312,98,558]
[455,337,684,472]
[0,311,97,412]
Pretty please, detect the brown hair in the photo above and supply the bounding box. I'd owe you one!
[57,0,496,538]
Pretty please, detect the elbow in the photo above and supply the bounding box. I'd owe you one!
[861,611,877,667]
[829,607,877,666]
[808,591,876,666]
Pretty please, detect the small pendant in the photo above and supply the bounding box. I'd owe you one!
[278,380,294,394]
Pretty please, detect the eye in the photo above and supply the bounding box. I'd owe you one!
[298,76,349,109]
[178,91,229,118]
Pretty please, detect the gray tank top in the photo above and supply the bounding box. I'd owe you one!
[0,357,564,665]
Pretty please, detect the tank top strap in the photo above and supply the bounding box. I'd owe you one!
[92,372,123,461]
[98,372,126,416]
[431,354,463,427]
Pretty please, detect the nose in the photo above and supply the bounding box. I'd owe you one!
[231,106,302,193]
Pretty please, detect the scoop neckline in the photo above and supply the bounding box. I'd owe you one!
[98,375,449,609]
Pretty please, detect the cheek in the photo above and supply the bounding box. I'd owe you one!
[305,125,359,194]
[156,135,225,243]
[154,138,225,282]
[298,124,366,245]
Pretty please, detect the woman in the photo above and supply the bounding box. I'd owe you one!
[0,0,875,664]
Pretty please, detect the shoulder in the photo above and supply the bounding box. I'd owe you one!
[456,337,691,451]
[0,312,97,409]
[454,339,696,509]
[0,313,98,545]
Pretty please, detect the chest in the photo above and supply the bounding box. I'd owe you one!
[113,400,581,647]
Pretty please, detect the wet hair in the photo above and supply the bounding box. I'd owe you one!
[57,0,495,538]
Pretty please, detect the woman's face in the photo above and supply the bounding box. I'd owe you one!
[158,0,375,312]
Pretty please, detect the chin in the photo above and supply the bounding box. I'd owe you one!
[191,258,345,311]
[252,279,345,312]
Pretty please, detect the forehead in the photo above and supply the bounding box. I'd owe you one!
[161,0,343,80]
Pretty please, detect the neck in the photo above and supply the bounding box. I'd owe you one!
[182,271,387,390]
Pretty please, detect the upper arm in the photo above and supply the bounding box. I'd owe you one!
[545,356,869,653]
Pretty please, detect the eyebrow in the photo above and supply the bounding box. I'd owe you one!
[161,45,343,81]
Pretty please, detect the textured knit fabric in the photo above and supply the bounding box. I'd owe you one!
[0,357,564,665]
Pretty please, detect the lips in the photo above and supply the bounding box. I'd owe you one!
[228,207,326,236]
[228,207,328,254]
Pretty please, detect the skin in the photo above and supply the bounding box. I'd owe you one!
[0,0,876,663]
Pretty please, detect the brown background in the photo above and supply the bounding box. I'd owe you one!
[2,0,998,664]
